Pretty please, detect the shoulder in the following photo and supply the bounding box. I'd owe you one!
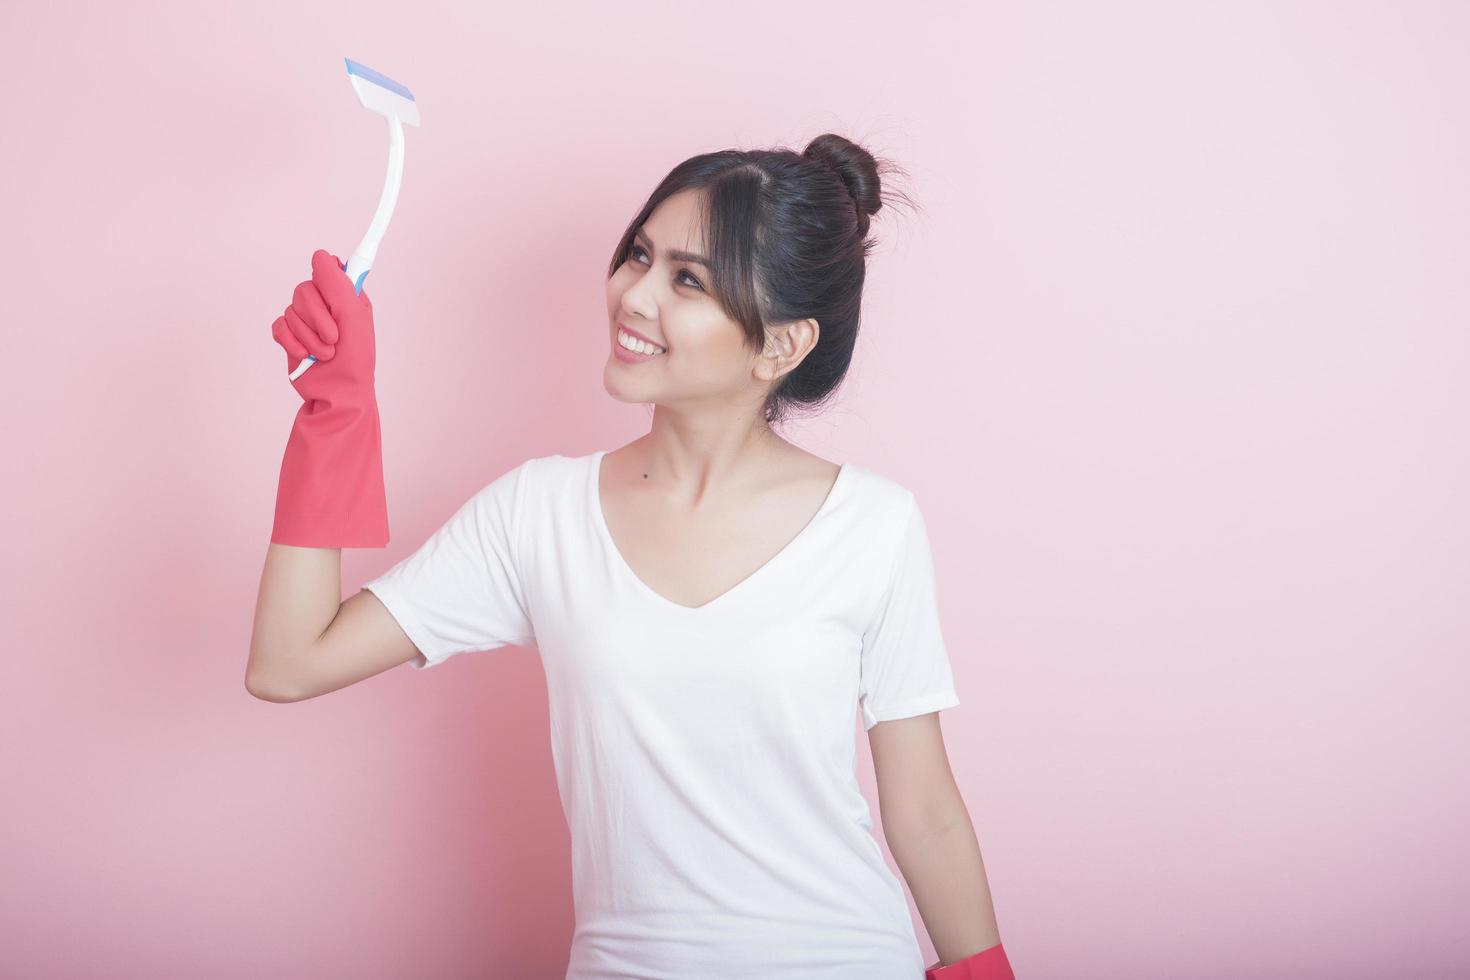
[487,451,596,513]
[479,452,584,486]
[829,461,921,572]
[521,451,594,487]
[841,459,919,525]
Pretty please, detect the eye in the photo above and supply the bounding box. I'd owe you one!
[629,244,704,292]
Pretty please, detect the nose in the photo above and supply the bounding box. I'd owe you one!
[615,271,658,321]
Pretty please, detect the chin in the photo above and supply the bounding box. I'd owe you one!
[601,363,644,404]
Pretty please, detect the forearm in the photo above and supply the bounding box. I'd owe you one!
[886,807,1003,966]
[246,542,343,698]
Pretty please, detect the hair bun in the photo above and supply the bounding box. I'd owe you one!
[802,133,883,223]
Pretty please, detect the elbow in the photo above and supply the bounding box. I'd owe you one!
[244,659,302,703]
[885,797,973,849]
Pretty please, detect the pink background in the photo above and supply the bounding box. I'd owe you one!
[3,2,1466,977]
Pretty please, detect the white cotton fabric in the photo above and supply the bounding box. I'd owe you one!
[362,449,960,979]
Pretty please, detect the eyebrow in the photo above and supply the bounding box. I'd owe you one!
[634,227,710,267]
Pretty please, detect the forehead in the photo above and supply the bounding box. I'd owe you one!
[641,189,707,252]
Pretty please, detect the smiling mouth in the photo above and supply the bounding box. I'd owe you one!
[616,326,666,355]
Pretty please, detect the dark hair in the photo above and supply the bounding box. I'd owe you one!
[607,133,919,428]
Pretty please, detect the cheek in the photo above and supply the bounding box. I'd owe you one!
[668,317,749,367]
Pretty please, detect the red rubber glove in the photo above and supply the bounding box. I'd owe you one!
[269,249,389,548]
[925,942,1015,980]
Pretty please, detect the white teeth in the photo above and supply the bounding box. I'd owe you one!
[618,328,665,355]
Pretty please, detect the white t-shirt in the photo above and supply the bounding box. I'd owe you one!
[362,449,961,979]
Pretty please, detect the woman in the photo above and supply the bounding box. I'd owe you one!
[248,134,1014,980]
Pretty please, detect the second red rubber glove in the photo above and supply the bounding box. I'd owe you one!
[269,249,389,548]
[925,942,1015,980]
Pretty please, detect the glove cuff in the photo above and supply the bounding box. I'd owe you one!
[270,395,390,548]
[925,942,1015,980]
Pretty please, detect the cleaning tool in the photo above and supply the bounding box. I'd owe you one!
[289,57,420,382]
[925,942,1016,980]
[270,249,389,547]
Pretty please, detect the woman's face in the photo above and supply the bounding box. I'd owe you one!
[604,188,770,409]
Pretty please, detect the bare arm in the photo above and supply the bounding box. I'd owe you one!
[245,542,418,702]
[870,712,1005,966]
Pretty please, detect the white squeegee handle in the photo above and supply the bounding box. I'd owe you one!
[289,113,405,382]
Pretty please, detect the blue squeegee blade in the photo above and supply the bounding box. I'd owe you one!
[344,57,416,101]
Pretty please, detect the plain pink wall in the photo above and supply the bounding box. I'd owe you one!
[2,1,1465,977]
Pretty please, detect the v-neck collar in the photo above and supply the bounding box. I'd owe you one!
[588,448,853,615]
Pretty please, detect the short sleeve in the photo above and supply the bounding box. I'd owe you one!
[361,459,536,670]
[858,494,961,730]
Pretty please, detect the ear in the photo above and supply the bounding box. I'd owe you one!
[757,317,820,382]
